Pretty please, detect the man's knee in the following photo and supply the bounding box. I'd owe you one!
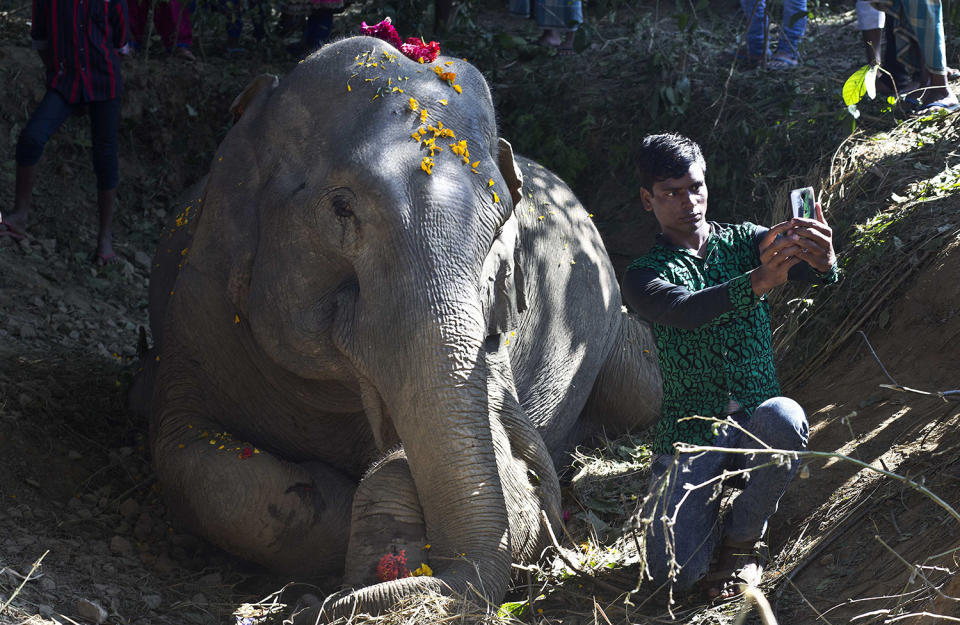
[751,396,808,450]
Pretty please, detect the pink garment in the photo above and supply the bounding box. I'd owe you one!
[127,0,193,49]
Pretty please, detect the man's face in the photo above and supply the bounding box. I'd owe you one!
[640,163,708,241]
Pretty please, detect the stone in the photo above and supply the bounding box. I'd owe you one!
[109,536,132,556]
[76,599,108,624]
[38,604,55,617]
[40,576,56,591]
[134,250,152,269]
[142,594,162,610]
[17,324,37,339]
[154,553,176,574]
[118,498,139,518]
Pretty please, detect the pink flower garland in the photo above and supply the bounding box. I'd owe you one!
[360,17,441,63]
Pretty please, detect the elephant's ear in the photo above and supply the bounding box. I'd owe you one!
[498,138,523,207]
[229,74,279,123]
[481,214,527,338]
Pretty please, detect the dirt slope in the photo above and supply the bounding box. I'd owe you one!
[2,4,960,625]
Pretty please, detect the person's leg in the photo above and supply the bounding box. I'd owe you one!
[155,0,195,58]
[433,0,452,34]
[739,0,768,58]
[89,98,120,263]
[913,0,953,104]
[534,0,581,52]
[126,0,149,48]
[641,448,732,591]
[222,0,245,51]
[724,397,808,546]
[775,0,807,59]
[4,90,74,239]
[857,0,885,65]
[302,8,333,51]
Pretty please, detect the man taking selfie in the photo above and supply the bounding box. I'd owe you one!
[622,133,838,601]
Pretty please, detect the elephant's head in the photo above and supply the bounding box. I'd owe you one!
[188,36,556,614]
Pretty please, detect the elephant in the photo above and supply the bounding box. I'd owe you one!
[132,35,662,621]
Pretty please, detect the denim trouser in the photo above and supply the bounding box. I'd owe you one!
[642,397,808,589]
[740,0,808,57]
[16,90,120,190]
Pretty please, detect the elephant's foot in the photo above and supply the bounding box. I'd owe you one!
[343,450,429,586]
[152,413,356,575]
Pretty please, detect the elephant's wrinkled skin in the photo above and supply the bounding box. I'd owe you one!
[133,36,662,620]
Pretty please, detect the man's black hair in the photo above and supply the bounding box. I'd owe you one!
[636,133,706,192]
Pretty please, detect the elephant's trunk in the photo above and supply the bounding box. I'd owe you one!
[324,280,518,620]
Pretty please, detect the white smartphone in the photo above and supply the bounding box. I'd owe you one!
[790,187,816,220]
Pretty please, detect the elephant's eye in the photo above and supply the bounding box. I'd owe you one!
[332,195,353,218]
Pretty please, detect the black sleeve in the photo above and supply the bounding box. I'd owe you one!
[622,267,736,330]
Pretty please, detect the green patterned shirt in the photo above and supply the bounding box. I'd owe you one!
[624,222,837,454]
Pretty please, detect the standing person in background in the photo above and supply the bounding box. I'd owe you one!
[1,0,129,264]
[856,0,916,95]
[284,0,342,57]
[737,0,807,69]
[622,133,838,601]
[870,0,958,112]
[127,0,195,60]
[510,0,582,55]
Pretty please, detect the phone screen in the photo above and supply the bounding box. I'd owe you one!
[791,187,815,219]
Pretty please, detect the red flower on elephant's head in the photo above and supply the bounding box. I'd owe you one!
[376,550,409,582]
[360,18,441,63]
[400,37,441,63]
[360,18,402,49]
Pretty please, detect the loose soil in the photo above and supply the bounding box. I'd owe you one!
[1,1,959,624]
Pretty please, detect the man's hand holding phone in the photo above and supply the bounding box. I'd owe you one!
[790,201,836,273]
[751,221,804,296]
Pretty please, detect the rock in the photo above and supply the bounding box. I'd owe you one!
[170,533,201,550]
[153,553,176,574]
[40,576,56,591]
[76,599,108,624]
[39,238,57,254]
[38,604,55,617]
[118,498,139,518]
[191,593,208,606]
[142,594,162,610]
[109,536,132,556]
[17,324,37,339]
[67,450,82,460]
[134,250,152,269]
[133,514,154,540]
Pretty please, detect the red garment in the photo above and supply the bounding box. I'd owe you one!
[126,0,192,50]
[30,0,129,103]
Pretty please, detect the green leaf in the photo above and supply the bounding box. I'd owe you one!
[842,65,870,106]
[498,601,529,618]
[864,64,878,100]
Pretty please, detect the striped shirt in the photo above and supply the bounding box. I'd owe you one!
[31,0,129,103]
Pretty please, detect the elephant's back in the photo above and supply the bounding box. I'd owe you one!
[509,156,622,452]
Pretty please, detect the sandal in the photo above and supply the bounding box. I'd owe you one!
[700,540,765,602]
[767,53,799,70]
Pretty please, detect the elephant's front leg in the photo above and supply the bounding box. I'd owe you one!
[151,398,356,577]
[342,450,428,587]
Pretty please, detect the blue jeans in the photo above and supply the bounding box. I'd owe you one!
[740,0,808,58]
[16,90,120,190]
[642,397,808,589]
